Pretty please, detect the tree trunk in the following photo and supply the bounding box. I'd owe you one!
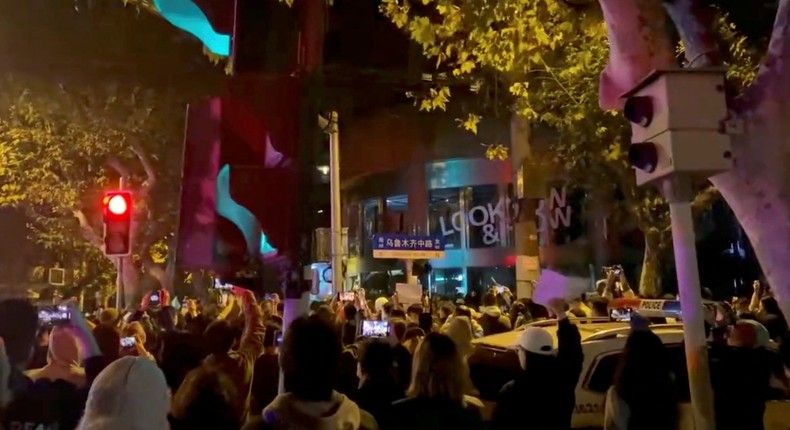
[114,255,141,310]
[639,228,662,298]
[190,270,209,302]
[712,114,790,319]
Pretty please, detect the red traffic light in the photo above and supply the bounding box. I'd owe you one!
[103,192,131,216]
[107,194,129,215]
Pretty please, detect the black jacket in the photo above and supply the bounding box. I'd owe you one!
[491,318,583,430]
[709,345,774,430]
[390,397,483,430]
[1,355,109,430]
[352,380,404,430]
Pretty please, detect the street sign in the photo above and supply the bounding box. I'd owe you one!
[372,234,446,259]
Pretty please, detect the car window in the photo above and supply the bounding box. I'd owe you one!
[585,342,786,401]
[586,352,621,393]
[586,344,689,396]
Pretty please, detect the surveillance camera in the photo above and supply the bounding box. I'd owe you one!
[624,96,654,127]
[628,142,659,173]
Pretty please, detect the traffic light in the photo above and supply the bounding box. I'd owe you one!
[103,192,132,256]
[622,69,732,186]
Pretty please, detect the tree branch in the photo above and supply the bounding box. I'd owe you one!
[107,156,131,180]
[129,137,157,194]
[597,0,676,110]
[662,0,722,68]
[72,209,103,248]
[741,0,790,112]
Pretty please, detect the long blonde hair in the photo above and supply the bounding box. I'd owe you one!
[407,332,472,402]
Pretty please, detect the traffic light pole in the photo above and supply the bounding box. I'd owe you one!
[661,176,715,430]
[115,177,126,310]
[320,111,344,295]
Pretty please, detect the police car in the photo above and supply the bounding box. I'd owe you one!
[468,300,790,429]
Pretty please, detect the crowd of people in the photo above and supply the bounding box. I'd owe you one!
[0,271,787,430]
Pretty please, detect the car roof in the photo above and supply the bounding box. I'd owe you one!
[472,319,684,351]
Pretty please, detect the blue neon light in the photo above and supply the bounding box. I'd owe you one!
[153,0,231,56]
[216,164,278,259]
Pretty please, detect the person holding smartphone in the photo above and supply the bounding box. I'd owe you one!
[203,286,264,423]
[120,321,155,361]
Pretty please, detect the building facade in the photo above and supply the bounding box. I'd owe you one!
[343,157,516,298]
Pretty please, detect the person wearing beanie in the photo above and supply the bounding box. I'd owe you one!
[25,326,86,388]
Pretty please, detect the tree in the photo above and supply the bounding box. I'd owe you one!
[380,0,759,297]
[0,76,184,304]
[0,1,221,304]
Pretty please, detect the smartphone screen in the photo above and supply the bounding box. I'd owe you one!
[214,279,233,290]
[150,294,160,303]
[275,331,283,347]
[361,320,390,337]
[340,291,355,302]
[496,286,505,294]
[38,306,70,325]
[120,337,136,348]
[610,308,633,322]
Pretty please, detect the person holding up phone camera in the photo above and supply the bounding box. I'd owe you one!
[203,286,265,423]
[600,265,635,300]
[120,321,155,361]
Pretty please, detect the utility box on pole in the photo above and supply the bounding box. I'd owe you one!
[623,69,732,185]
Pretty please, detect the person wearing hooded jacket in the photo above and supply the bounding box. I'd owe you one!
[254,315,378,430]
[1,300,108,430]
[26,325,86,388]
[77,356,170,430]
[491,298,583,430]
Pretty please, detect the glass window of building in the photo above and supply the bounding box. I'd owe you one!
[466,266,516,297]
[430,268,464,299]
[548,186,587,246]
[468,185,508,248]
[428,188,462,250]
[384,195,408,233]
[362,198,380,256]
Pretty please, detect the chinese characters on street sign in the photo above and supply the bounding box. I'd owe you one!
[372,234,446,259]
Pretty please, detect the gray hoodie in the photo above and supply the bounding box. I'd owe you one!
[262,391,378,430]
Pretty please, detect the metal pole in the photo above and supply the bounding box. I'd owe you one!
[663,177,715,430]
[115,176,126,310]
[325,111,344,294]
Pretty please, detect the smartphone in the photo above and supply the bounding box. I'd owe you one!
[38,306,70,325]
[120,337,136,348]
[275,331,283,347]
[214,279,233,291]
[340,291,355,302]
[361,320,390,337]
[610,308,633,322]
[150,293,160,303]
[496,286,506,294]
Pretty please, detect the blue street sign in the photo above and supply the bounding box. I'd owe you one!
[372,234,446,259]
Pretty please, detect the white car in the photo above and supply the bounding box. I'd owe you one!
[469,319,790,429]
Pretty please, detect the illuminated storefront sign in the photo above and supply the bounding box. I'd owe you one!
[438,187,571,245]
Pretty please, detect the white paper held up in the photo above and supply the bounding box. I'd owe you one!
[532,269,591,307]
[395,283,422,306]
